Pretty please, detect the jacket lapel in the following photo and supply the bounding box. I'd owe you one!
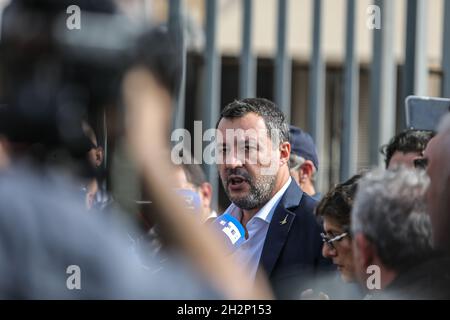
[260,180,303,278]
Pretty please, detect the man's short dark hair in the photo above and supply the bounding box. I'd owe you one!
[216,98,290,146]
[381,129,435,168]
[315,174,362,230]
[180,163,207,189]
[178,150,207,188]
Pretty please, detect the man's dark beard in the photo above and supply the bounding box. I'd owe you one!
[221,168,276,210]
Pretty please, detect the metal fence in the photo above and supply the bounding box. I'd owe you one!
[166,0,447,209]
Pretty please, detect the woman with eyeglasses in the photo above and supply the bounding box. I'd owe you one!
[315,174,361,283]
[300,174,363,299]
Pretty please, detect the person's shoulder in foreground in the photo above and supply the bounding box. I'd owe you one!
[0,164,220,299]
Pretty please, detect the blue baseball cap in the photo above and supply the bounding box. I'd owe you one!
[289,125,319,170]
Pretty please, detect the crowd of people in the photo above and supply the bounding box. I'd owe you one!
[0,0,449,300]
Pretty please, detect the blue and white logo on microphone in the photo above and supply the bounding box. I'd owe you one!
[213,213,245,251]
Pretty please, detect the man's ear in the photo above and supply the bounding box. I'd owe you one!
[354,233,375,271]
[279,142,291,166]
[199,182,213,210]
[299,160,315,179]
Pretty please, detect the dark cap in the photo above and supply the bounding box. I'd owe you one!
[289,125,319,170]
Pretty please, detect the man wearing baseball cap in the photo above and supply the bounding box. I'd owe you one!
[289,125,321,200]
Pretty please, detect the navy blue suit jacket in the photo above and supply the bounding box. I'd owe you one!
[259,179,333,299]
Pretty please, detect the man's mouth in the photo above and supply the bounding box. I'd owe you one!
[227,175,248,190]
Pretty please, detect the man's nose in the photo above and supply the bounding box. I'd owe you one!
[225,151,244,169]
[322,243,336,258]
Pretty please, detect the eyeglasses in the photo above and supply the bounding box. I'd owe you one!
[320,232,348,250]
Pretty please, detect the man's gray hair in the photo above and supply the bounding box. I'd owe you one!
[351,168,433,271]
[289,154,316,171]
[289,154,317,180]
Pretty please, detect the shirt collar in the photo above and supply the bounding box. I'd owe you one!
[206,210,218,220]
[225,177,292,224]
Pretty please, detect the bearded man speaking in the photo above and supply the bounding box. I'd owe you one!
[216,98,331,299]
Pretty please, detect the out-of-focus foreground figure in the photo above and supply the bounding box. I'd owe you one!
[422,114,450,300]
[351,168,449,299]
[424,114,450,255]
[0,0,271,299]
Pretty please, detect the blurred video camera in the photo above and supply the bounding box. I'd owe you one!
[0,0,181,160]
